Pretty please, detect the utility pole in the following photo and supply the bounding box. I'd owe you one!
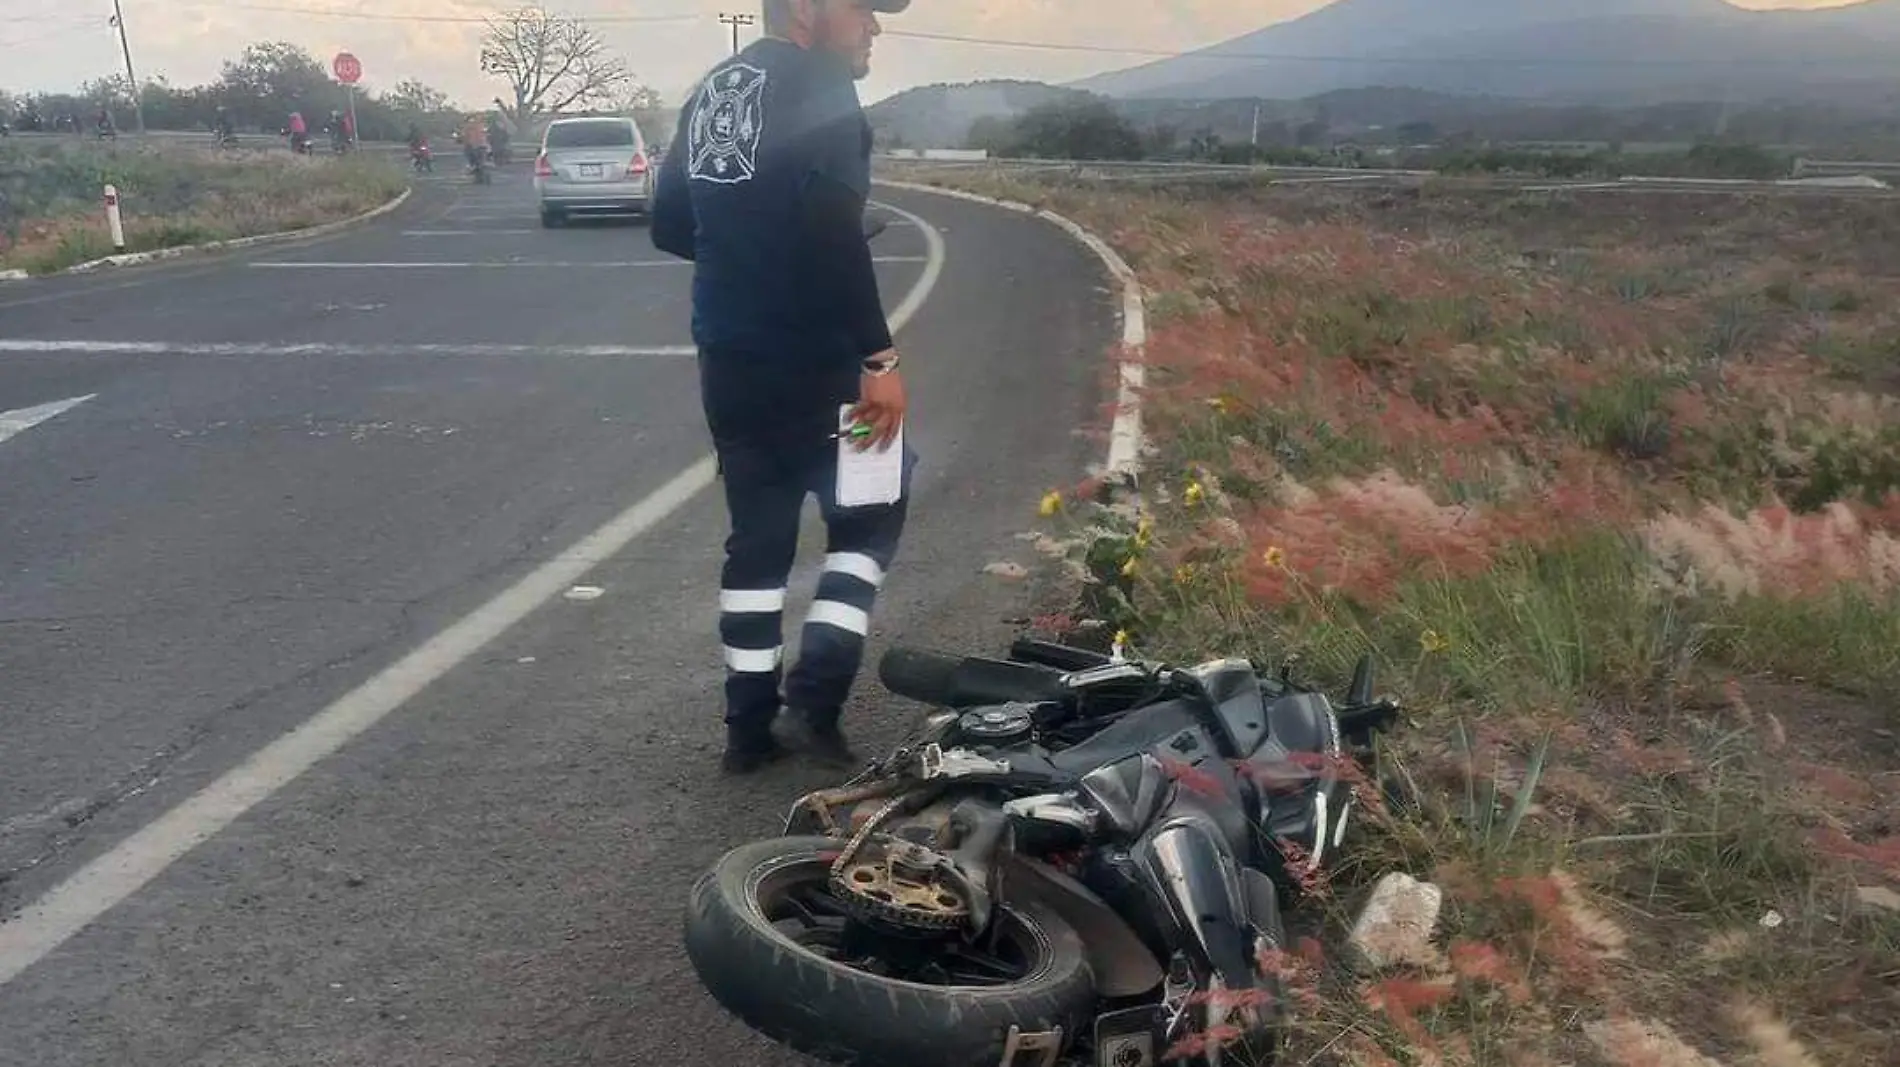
[718,12,756,56]
[108,0,146,135]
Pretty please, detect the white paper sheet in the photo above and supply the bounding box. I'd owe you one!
[835,404,905,508]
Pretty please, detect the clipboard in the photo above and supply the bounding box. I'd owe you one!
[835,404,905,508]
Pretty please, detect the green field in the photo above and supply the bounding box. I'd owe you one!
[0,137,407,275]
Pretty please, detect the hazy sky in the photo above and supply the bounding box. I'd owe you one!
[0,0,1865,108]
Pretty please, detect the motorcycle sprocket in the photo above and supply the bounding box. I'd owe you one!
[829,843,971,933]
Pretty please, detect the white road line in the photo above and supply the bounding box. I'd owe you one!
[0,394,95,447]
[249,257,932,269]
[0,198,949,989]
[0,340,696,358]
[401,229,538,236]
[252,260,681,270]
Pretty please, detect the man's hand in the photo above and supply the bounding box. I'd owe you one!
[849,353,907,452]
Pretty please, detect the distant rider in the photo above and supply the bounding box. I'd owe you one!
[460,114,490,172]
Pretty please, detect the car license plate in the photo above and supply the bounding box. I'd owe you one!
[580,163,602,177]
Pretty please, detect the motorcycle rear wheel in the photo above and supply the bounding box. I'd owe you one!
[685,836,1096,1067]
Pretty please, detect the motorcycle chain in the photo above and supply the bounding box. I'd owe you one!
[825,795,970,933]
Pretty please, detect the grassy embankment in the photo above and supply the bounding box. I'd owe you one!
[926,169,1900,1067]
[0,137,407,275]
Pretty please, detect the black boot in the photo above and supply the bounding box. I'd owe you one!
[773,709,860,770]
[721,725,789,775]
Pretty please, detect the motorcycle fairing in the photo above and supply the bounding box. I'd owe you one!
[1131,803,1260,991]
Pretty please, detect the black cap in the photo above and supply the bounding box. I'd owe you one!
[870,0,910,10]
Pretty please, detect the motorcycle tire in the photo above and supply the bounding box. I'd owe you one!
[685,836,1097,1067]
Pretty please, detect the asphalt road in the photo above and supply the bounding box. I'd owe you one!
[0,165,1116,1065]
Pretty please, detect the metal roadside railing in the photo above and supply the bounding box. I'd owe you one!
[877,153,1900,198]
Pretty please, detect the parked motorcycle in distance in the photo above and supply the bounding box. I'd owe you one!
[684,637,1401,1067]
[411,141,434,174]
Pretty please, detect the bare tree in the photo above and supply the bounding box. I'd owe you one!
[608,85,664,114]
[479,7,639,127]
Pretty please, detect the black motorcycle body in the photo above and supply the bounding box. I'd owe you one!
[684,639,1398,1067]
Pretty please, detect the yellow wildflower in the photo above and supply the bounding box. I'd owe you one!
[1135,515,1154,548]
[1419,629,1451,655]
[1207,396,1230,415]
[1174,563,1197,584]
[1038,491,1062,517]
[1262,545,1286,569]
[1113,629,1132,650]
[1184,481,1205,507]
[1120,556,1139,579]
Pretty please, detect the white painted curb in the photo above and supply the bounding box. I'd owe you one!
[878,178,1147,483]
[1,186,414,282]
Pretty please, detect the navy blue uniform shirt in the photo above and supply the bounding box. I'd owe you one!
[651,38,892,375]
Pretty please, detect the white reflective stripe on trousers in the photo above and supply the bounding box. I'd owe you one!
[805,600,870,636]
[822,551,886,588]
[724,646,783,673]
[719,588,787,613]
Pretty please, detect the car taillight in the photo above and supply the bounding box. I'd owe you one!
[534,154,553,177]
[628,152,649,177]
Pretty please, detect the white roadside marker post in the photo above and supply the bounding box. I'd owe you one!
[103,184,126,253]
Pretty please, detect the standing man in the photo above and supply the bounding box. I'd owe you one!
[651,0,914,774]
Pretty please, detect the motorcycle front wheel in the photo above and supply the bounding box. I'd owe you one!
[684,836,1096,1067]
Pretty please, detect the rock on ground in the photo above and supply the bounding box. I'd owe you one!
[1347,871,1445,972]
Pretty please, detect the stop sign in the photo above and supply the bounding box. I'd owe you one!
[332,52,362,85]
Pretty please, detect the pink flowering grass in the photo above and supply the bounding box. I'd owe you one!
[937,170,1900,1066]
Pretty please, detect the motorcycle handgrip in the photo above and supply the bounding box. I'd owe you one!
[878,646,1070,709]
[1007,636,1113,673]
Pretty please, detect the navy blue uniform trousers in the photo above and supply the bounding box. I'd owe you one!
[699,349,913,742]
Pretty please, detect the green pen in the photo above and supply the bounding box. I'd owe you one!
[833,422,874,442]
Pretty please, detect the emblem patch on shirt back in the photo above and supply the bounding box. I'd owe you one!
[688,62,768,184]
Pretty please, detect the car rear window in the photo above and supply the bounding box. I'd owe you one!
[545,121,638,149]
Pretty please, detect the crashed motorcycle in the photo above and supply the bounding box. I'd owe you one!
[684,637,1400,1067]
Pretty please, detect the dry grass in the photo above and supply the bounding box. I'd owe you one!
[970,170,1900,1066]
[0,138,407,274]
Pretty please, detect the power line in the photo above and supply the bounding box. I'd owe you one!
[55,5,1829,75]
[195,2,701,25]
[881,27,1823,71]
[0,25,99,51]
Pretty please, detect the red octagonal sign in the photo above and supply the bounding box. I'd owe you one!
[332,52,362,85]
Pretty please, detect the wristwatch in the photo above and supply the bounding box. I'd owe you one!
[863,352,900,377]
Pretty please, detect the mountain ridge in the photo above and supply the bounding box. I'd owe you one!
[1071,0,1900,103]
